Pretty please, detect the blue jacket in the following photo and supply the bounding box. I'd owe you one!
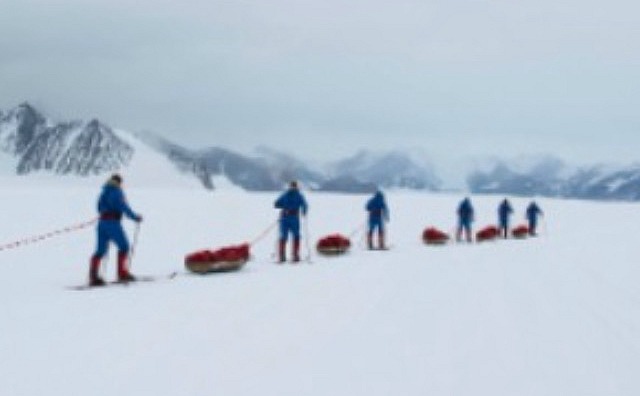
[275,188,308,216]
[366,192,389,221]
[498,199,513,223]
[97,182,138,221]
[526,203,542,221]
[457,198,474,222]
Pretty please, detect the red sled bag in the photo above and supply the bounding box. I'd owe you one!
[476,225,500,242]
[511,224,529,239]
[316,233,351,255]
[422,227,450,245]
[185,243,250,274]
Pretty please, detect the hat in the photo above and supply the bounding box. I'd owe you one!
[109,173,123,185]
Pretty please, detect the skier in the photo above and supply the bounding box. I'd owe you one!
[274,180,308,263]
[526,201,544,236]
[497,198,514,238]
[88,174,143,286]
[456,197,474,242]
[365,189,389,250]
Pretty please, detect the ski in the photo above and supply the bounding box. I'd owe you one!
[365,246,393,251]
[67,272,178,291]
[272,260,311,265]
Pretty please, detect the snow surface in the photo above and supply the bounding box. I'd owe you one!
[111,128,202,190]
[1,186,639,396]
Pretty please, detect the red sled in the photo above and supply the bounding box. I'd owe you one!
[476,225,500,242]
[316,234,351,255]
[184,243,250,274]
[422,227,450,245]
[511,225,529,239]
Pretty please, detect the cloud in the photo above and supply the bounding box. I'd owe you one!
[1,0,639,163]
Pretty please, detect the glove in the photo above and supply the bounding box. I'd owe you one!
[135,214,143,223]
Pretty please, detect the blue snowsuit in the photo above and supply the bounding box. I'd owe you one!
[93,182,140,258]
[274,188,308,241]
[366,191,389,235]
[457,198,474,241]
[526,202,543,235]
[498,199,514,237]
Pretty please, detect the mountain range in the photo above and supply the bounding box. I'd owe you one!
[1,102,639,200]
[467,158,640,201]
[0,103,132,176]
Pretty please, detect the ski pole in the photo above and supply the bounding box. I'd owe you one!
[384,222,391,249]
[128,222,141,271]
[348,219,366,249]
[102,250,110,280]
[303,215,312,263]
[272,237,279,262]
[348,220,367,239]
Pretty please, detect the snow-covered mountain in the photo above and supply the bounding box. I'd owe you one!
[327,150,441,192]
[0,103,133,176]
[4,102,640,200]
[467,156,640,201]
[141,133,440,193]
[138,133,284,191]
[467,156,570,197]
[0,103,201,189]
[1,104,441,193]
[565,163,640,200]
[253,146,326,190]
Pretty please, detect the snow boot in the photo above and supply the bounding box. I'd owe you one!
[378,231,386,250]
[292,238,301,262]
[89,256,105,287]
[278,240,286,263]
[117,252,136,282]
[460,228,472,243]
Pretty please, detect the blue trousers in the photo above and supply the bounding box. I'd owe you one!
[458,219,472,236]
[279,216,301,241]
[368,217,384,235]
[528,218,538,233]
[93,220,130,258]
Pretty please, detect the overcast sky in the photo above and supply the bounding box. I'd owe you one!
[1,0,639,164]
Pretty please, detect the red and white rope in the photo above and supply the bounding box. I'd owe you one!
[0,218,98,252]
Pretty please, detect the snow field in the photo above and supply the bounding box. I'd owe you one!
[0,186,639,396]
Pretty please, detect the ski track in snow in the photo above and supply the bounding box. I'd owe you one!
[0,185,639,396]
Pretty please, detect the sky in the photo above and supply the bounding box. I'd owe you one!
[0,0,639,164]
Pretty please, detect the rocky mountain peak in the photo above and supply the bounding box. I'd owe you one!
[1,103,133,176]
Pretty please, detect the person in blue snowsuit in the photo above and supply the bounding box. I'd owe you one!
[365,190,389,250]
[456,197,474,242]
[88,174,142,286]
[274,181,308,262]
[526,201,543,236]
[497,198,514,238]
